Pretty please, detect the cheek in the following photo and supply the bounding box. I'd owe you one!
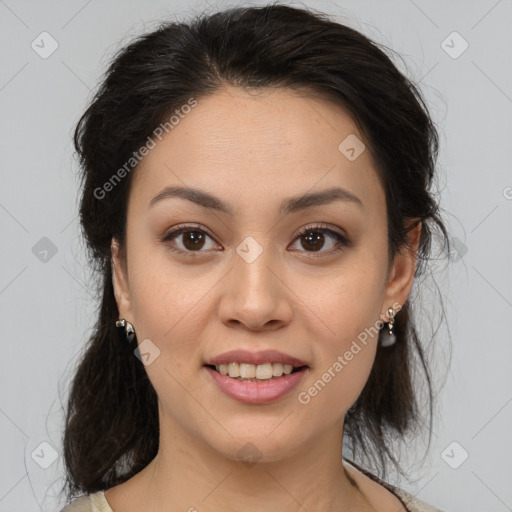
[125,251,213,416]
[294,246,386,342]
[126,239,210,339]
[296,302,380,424]
[292,255,386,414]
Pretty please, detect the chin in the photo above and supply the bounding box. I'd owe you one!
[201,424,304,466]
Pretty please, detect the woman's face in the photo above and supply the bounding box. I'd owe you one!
[112,85,418,463]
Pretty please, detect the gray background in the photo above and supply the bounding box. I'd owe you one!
[0,0,511,511]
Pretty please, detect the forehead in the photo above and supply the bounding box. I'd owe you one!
[130,85,384,219]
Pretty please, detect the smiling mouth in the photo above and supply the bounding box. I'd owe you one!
[204,362,308,382]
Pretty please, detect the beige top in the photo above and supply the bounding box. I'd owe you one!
[60,480,445,512]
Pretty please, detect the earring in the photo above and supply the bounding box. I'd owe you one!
[115,319,136,345]
[380,307,396,347]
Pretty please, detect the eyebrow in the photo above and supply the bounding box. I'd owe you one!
[149,185,364,215]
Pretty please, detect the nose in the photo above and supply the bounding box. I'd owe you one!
[217,238,293,332]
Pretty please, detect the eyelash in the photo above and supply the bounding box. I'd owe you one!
[160,223,350,259]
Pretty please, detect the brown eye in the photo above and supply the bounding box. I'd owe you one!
[180,230,207,251]
[300,230,326,252]
[161,225,219,256]
[290,224,350,257]
[160,223,350,259]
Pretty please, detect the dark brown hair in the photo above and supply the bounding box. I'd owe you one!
[61,2,450,500]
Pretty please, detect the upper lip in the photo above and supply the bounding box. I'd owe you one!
[205,349,309,367]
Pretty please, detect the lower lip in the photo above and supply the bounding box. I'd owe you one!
[204,366,309,404]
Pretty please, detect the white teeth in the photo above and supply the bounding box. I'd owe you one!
[240,363,256,379]
[214,362,300,380]
[228,362,239,378]
[256,363,273,379]
[272,362,283,376]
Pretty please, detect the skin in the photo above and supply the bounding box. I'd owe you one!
[108,85,421,512]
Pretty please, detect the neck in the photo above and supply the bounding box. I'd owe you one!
[131,412,372,512]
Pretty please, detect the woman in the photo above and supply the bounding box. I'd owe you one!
[60,4,449,511]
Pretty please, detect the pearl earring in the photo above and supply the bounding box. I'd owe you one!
[380,307,396,347]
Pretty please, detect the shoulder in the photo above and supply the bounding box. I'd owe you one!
[388,485,445,512]
[343,459,446,512]
[60,491,113,512]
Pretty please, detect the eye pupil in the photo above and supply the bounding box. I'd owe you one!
[183,230,205,250]
[301,231,324,252]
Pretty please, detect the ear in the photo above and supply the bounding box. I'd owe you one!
[111,237,134,322]
[381,219,422,318]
